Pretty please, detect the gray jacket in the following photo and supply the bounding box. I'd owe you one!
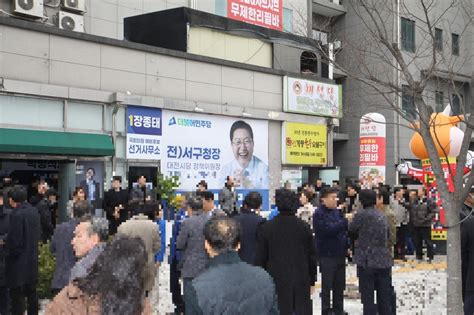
[50,219,79,289]
[349,207,393,269]
[69,243,106,282]
[390,196,409,226]
[218,186,236,215]
[176,212,210,279]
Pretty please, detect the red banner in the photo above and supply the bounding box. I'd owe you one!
[227,0,283,31]
[359,137,386,166]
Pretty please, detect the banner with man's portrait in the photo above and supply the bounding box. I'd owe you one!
[160,110,269,209]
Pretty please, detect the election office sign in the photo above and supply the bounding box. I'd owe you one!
[126,105,162,160]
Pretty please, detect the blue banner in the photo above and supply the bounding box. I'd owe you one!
[127,106,162,136]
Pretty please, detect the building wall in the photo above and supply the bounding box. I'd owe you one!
[188,27,273,68]
[0,24,283,110]
[0,0,309,40]
[0,16,332,199]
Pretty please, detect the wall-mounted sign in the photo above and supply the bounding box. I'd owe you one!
[126,106,162,160]
[283,76,342,118]
[282,122,327,166]
[227,0,282,31]
[359,112,386,188]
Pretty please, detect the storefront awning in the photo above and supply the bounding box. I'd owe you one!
[0,128,115,156]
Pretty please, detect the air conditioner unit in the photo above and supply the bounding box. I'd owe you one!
[62,0,86,14]
[13,0,44,19]
[59,11,84,33]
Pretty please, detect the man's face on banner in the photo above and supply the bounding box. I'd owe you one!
[231,128,254,169]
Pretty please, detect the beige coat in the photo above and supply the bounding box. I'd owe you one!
[45,284,151,314]
[117,214,161,292]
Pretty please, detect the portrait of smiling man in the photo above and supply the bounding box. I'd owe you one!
[220,120,268,189]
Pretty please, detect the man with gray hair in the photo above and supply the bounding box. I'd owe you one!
[69,215,109,281]
[186,216,279,314]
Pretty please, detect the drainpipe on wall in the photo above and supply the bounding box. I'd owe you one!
[394,0,401,185]
[111,102,119,176]
[307,0,313,38]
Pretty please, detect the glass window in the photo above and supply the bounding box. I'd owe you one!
[452,33,460,55]
[301,51,318,74]
[452,94,463,115]
[435,91,444,112]
[283,8,293,33]
[402,86,416,119]
[67,102,103,131]
[435,28,443,52]
[0,95,63,129]
[401,18,415,52]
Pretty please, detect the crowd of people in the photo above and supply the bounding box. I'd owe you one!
[0,173,472,314]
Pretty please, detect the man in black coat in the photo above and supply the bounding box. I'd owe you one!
[0,187,11,315]
[103,176,129,235]
[6,186,41,315]
[410,188,436,262]
[461,190,474,314]
[256,188,318,315]
[234,191,266,265]
[30,180,54,243]
[314,187,349,315]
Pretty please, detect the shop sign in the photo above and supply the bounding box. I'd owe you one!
[227,0,282,31]
[161,110,269,209]
[126,106,162,160]
[282,122,327,166]
[359,112,386,188]
[283,76,342,118]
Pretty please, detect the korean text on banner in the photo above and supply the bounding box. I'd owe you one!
[126,106,162,160]
[282,122,327,166]
[284,76,342,118]
[161,111,268,191]
[227,0,282,31]
[359,113,386,188]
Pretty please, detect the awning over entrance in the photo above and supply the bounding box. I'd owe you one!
[0,128,115,156]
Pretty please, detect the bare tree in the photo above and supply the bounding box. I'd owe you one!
[307,0,473,312]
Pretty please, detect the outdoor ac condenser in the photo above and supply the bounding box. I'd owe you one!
[13,0,44,19]
[58,11,84,33]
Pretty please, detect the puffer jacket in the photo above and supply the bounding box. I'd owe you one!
[410,199,435,227]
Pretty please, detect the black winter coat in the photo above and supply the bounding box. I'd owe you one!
[6,203,41,288]
[234,211,265,265]
[0,206,11,287]
[36,198,54,243]
[256,213,317,315]
[462,214,474,300]
[103,188,129,235]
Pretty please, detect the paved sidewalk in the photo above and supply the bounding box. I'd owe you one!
[152,255,447,314]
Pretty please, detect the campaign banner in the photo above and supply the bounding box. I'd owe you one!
[227,0,282,31]
[282,122,327,166]
[126,106,162,160]
[161,110,269,208]
[283,76,342,118]
[359,113,386,188]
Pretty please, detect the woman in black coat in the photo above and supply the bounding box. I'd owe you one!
[256,188,318,315]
